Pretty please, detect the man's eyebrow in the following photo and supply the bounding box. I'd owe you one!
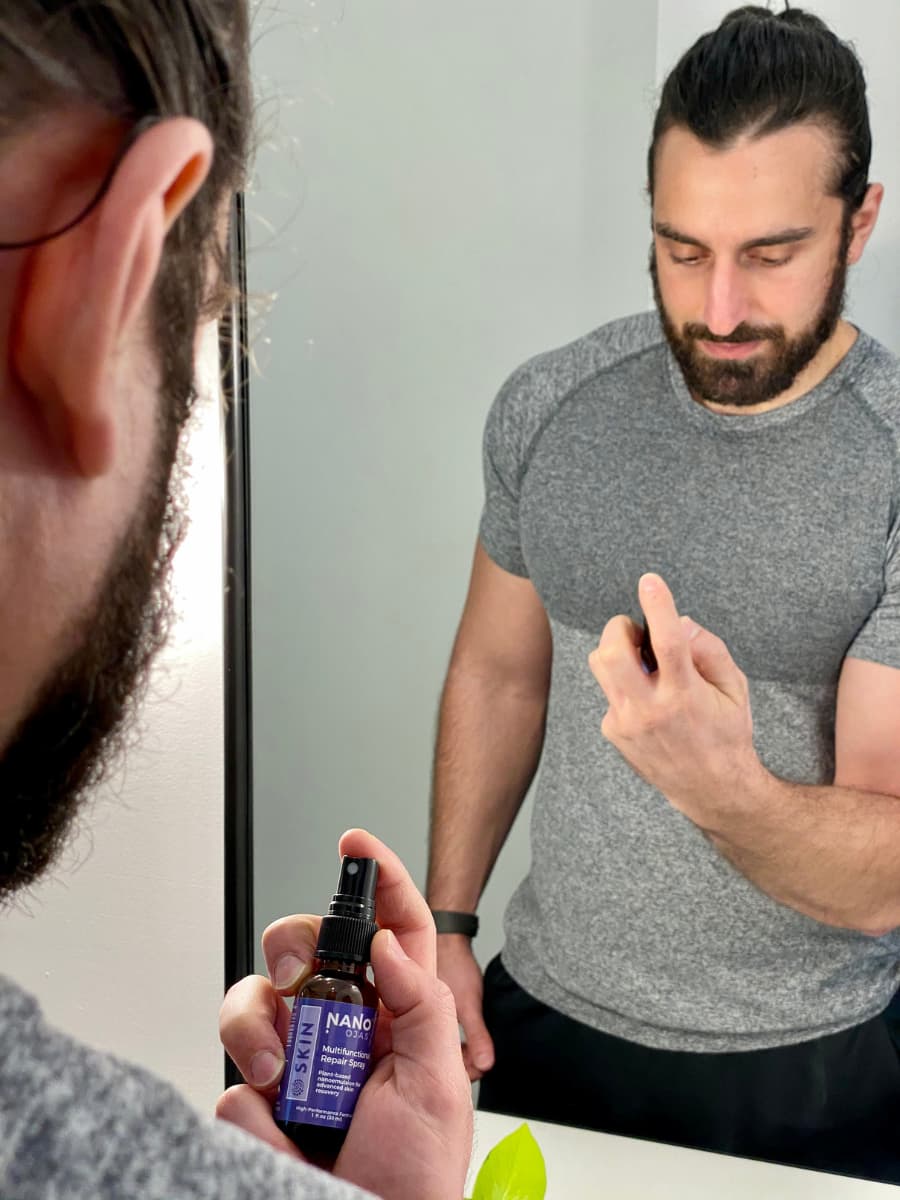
[742,227,815,250]
[654,222,707,248]
[653,221,815,252]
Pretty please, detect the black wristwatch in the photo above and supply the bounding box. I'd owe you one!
[430,909,479,938]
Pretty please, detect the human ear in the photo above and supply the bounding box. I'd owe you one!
[10,117,214,477]
[846,183,884,267]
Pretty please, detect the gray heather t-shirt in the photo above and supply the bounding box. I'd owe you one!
[480,311,900,1053]
[0,975,375,1200]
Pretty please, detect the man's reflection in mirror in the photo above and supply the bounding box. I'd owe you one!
[427,5,900,1182]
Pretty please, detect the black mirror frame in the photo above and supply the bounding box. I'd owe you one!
[221,192,255,1089]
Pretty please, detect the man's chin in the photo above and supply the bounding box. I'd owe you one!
[676,342,800,408]
[695,379,783,408]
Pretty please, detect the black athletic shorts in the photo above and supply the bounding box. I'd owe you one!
[478,954,900,1184]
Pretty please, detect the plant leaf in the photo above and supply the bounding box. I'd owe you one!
[472,1122,547,1200]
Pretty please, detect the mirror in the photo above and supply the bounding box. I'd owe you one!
[241,0,900,1183]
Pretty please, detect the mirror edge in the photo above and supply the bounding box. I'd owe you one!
[220,191,255,1089]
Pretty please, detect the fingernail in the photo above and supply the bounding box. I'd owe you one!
[249,1049,284,1088]
[681,615,701,640]
[640,573,659,595]
[476,1054,493,1071]
[273,954,305,990]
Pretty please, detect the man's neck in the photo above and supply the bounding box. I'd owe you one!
[695,318,859,416]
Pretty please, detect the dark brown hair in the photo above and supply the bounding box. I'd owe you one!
[0,0,253,432]
[649,5,871,212]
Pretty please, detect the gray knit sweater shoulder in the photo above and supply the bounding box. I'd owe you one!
[0,974,375,1200]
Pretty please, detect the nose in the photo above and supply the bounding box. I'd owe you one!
[702,260,750,337]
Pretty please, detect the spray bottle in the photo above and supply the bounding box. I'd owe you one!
[275,856,379,1165]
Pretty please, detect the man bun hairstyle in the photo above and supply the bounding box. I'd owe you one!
[648,4,871,212]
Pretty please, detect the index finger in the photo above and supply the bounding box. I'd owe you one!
[339,828,436,975]
[638,573,692,689]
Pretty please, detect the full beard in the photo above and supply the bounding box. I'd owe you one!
[0,391,190,905]
[650,217,852,408]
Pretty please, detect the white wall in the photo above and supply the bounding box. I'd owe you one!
[0,322,225,1114]
[656,0,900,354]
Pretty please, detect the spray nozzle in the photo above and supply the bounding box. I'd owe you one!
[329,856,378,920]
[316,856,379,963]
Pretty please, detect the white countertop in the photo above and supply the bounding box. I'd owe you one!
[470,1111,900,1197]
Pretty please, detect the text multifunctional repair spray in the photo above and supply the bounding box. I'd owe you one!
[275,856,379,1165]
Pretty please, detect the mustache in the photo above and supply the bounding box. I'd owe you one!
[683,322,783,344]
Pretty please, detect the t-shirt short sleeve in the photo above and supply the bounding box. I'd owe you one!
[477,374,531,578]
[846,510,900,669]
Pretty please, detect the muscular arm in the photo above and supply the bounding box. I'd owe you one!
[708,657,900,935]
[426,541,552,912]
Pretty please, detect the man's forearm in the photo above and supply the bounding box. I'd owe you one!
[426,664,547,911]
[702,768,900,935]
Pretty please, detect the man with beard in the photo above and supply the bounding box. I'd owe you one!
[427,4,900,1182]
[0,4,471,1199]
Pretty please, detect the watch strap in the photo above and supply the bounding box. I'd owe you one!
[431,909,479,938]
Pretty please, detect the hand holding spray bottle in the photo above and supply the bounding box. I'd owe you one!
[274,856,379,1165]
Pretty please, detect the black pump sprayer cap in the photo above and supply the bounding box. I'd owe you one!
[315,857,379,964]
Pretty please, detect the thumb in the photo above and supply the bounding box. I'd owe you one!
[455,991,494,1072]
[682,617,744,702]
[370,930,461,1062]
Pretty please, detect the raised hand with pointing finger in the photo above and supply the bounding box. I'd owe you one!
[588,573,767,832]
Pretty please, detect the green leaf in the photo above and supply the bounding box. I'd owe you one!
[472,1122,547,1200]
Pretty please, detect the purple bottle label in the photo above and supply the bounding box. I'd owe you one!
[275,997,377,1131]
